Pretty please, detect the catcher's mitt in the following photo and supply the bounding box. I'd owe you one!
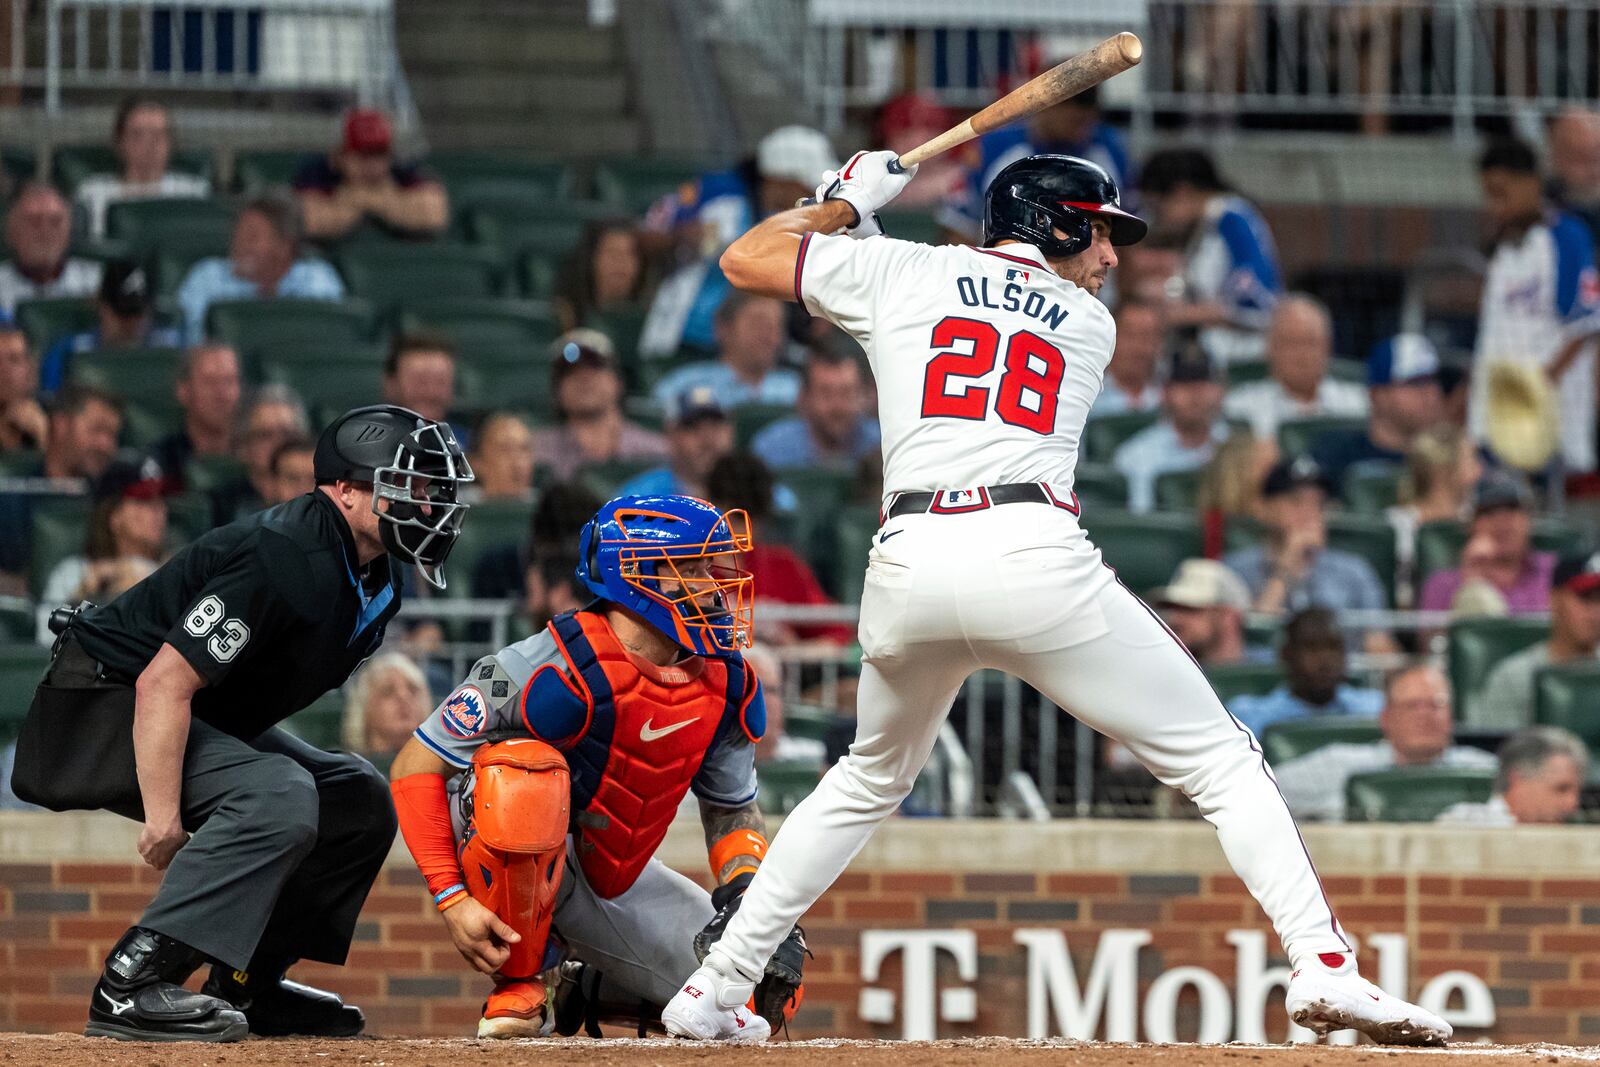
[694,873,808,1028]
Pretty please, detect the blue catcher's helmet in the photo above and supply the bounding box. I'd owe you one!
[576,495,754,658]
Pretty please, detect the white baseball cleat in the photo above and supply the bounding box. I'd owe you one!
[1286,952,1452,1047]
[662,964,770,1043]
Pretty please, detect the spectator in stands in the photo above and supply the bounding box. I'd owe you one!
[1386,425,1482,606]
[264,435,316,506]
[294,107,448,241]
[1418,471,1556,617]
[341,652,433,759]
[1089,300,1164,417]
[39,259,182,396]
[1273,662,1496,821]
[1309,334,1444,489]
[876,94,962,209]
[151,343,242,480]
[0,325,45,452]
[1438,727,1588,826]
[1138,148,1280,365]
[751,347,878,471]
[34,456,168,642]
[530,333,666,481]
[706,451,853,646]
[0,182,102,315]
[1222,294,1367,440]
[1470,553,1600,728]
[1548,107,1600,244]
[1228,608,1383,737]
[1196,432,1278,558]
[73,95,209,239]
[467,411,536,503]
[1474,137,1600,472]
[1148,558,1256,667]
[382,333,460,437]
[209,384,310,521]
[1224,456,1395,652]
[1112,338,1230,512]
[554,220,648,332]
[651,290,798,410]
[175,192,344,342]
[620,386,733,500]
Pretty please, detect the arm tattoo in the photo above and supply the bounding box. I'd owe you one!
[698,797,768,884]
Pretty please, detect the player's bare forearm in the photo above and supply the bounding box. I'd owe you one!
[698,797,768,883]
[720,200,858,301]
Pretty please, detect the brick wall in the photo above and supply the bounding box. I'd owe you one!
[3,847,1599,1043]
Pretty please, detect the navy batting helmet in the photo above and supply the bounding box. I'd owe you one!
[983,154,1146,259]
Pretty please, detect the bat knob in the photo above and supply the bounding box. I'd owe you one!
[886,157,906,175]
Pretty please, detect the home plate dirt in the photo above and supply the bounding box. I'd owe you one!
[1,1035,1596,1066]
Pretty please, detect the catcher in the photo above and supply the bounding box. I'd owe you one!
[390,494,803,1041]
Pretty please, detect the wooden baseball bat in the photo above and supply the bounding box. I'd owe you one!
[889,32,1143,173]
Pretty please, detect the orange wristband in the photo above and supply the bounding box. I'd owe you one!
[709,828,768,880]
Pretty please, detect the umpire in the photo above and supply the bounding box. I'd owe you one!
[12,404,473,1043]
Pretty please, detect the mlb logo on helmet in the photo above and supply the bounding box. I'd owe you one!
[441,684,487,738]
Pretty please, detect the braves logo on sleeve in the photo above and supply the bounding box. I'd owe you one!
[441,685,488,738]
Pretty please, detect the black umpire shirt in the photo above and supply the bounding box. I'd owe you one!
[71,490,405,740]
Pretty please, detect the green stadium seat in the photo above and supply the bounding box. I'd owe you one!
[577,458,659,498]
[1,146,36,187]
[734,403,795,449]
[260,350,386,415]
[462,197,608,258]
[1225,361,1270,386]
[121,402,178,448]
[52,145,212,193]
[878,209,942,245]
[0,644,52,726]
[283,691,347,750]
[1447,617,1550,720]
[185,455,247,494]
[1082,411,1158,464]
[104,198,236,250]
[1205,662,1283,705]
[150,231,230,297]
[206,298,377,355]
[1325,514,1398,607]
[1260,717,1383,764]
[454,348,553,414]
[1277,416,1366,460]
[13,298,96,351]
[1343,465,1402,514]
[0,450,41,477]
[1533,665,1600,752]
[428,153,571,205]
[592,158,703,214]
[1076,511,1203,596]
[1153,468,1202,513]
[757,759,822,815]
[1345,767,1495,822]
[517,248,563,300]
[401,298,559,356]
[1072,465,1129,511]
[772,468,854,557]
[782,703,840,743]
[1327,359,1366,384]
[585,305,651,381]
[1415,519,1589,587]
[166,491,217,543]
[29,495,93,596]
[234,149,314,192]
[72,347,186,411]
[816,504,879,605]
[444,499,533,598]
[338,245,504,313]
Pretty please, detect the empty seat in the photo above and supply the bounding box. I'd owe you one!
[1077,511,1203,596]
[1345,767,1495,822]
[1343,464,1402,514]
[1072,464,1129,511]
[1,146,36,187]
[185,454,248,494]
[428,153,572,205]
[1261,717,1383,764]
[151,231,232,297]
[206,298,377,355]
[1325,515,1398,607]
[577,458,660,499]
[0,643,52,724]
[1447,617,1550,720]
[444,499,533,598]
[774,468,853,558]
[105,197,236,249]
[757,759,822,815]
[29,494,93,596]
[454,348,553,414]
[735,403,796,449]
[878,209,942,245]
[283,692,346,750]
[1278,415,1366,460]
[584,305,651,379]
[339,245,504,313]
[1082,411,1159,463]
[72,347,186,411]
[1153,468,1202,512]
[821,504,880,605]
[1205,662,1284,706]
[13,298,96,351]
[1533,665,1600,751]
[400,298,560,361]
[234,149,316,192]
[463,197,606,259]
[593,158,703,214]
[166,491,218,543]
[518,248,563,300]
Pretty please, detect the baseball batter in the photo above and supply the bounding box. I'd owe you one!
[664,153,1451,1046]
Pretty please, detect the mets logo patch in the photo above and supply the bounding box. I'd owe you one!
[441,685,488,738]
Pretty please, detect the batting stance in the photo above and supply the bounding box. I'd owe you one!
[11,405,473,1042]
[390,495,801,1041]
[664,154,1451,1046]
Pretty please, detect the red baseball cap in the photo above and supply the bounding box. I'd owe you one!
[1554,553,1600,596]
[343,108,392,155]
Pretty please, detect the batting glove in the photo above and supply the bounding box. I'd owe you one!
[815,149,917,234]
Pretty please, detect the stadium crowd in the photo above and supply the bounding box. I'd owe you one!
[2,87,1600,825]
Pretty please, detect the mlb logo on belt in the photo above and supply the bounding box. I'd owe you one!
[441,684,488,738]
[930,487,992,514]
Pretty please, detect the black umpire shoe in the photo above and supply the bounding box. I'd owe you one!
[85,927,248,1043]
[203,963,365,1037]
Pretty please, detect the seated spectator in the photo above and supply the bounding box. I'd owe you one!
[706,451,853,646]
[1309,334,1444,489]
[341,652,433,759]
[175,192,345,342]
[383,333,461,439]
[151,342,243,480]
[0,182,101,315]
[1386,425,1482,606]
[620,386,734,500]
[1138,148,1281,365]
[1471,552,1600,727]
[554,220,648,332]
[1224,457,1395,652]
[264,435,316,505]
[467,411,536,503]
[531,333,666,481]
[39,259,182,396]
[743,643,829,766]
[1196,432,1278,558]
[34,455,167,642]
[0,325,45,451]
[470,481,601,605]
[1222,294,1367,440]
[651,291,799,410]
[1113,338,1230,512]
[1149,558,1257,666]
[294,108,447,241]
[1089,300,1164,417]
[210,384,310,521]
[73,95,209,239]
[751,347,878,471]
[1228,608,1383,737]
[1418,471,1556,617]
[1273,662,1496,821]
[1437,727,1589,826]
[1548,106,1600,244]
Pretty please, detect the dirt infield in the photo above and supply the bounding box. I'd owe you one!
[1,1034,1595,1066]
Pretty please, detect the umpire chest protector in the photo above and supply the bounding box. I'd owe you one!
[540,611,758,898]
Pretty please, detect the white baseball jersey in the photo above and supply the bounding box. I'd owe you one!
[796,233,1113,498]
